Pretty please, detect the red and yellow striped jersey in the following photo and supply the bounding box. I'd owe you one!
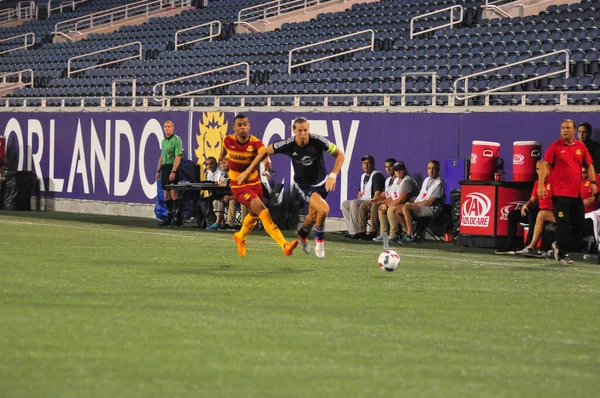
[223,134,266,189]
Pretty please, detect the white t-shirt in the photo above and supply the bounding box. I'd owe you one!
[415,176,444,212]
[391,174,419,201]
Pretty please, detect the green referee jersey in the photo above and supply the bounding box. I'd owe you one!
[161,134,183,165]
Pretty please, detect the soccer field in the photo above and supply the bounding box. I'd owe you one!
[1,212,599,398]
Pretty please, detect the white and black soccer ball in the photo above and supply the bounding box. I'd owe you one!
[378,250,400,272]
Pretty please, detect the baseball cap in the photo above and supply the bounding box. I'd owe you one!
[361,154,375,162]
[393,161,406,171]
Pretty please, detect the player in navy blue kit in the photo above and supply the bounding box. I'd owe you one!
[237,117,345,259]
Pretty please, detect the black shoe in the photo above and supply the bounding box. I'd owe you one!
[347,233,362,239]
[360,233,376,240]
[171,216,183,227]
[159,216,172,226]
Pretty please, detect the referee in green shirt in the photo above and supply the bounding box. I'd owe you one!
[156,120,183,226]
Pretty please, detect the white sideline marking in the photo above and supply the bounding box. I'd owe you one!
[2,218,600,274]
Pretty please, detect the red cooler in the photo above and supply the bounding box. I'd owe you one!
[513,141,541,182]
[470,140,500,181]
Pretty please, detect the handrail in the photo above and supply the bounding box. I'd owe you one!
[52,31,76,42]
[152,62,250,102]
[175,20,221,50]
[453,50,570,101]
[48,0,89,15]
[55,0,190,34]
[233,20,261,33]
[400,72,437,107]
[112,78,137,107]
[0,1,35,23]
[482,4,511,18]
[410,5,463,39]
[288,29,375,74]
[238,0,322,24]
[67,41,143,77]
[0,69,34,94]
[0,9,17,24]
[0,32,35,55]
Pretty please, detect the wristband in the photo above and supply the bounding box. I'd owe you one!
[329,172,337,178]
[592,181,598,185]
[171,171,176,174]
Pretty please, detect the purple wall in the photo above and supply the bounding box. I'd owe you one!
[1,110,599,217]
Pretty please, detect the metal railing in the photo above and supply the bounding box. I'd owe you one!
[400,72,437,107]
[288,29,375,74]
[0,32,35,55]
[453,50,570,102]
[54,0,191,34]
[152,62,251,103]
[67,41,143,77]
[0,69,34,94]
[48,0,90,15]
[238,0,332,24]
[3,90,597,109]
[410,5,463,39]
[175,20,221,50]
[112,78,137,107]
[0,1,35,23]
[482,4,511,18]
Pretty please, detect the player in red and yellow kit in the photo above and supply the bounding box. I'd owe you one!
[220,113,298,257]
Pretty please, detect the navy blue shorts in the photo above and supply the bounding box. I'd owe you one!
[295,181,328,204]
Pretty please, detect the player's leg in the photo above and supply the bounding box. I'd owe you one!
[525,210,555,252]
[310,192,329,259]
[401,203,417,241]
[242,186,297,256]
[297,207,316,254]
[160,189,173,226]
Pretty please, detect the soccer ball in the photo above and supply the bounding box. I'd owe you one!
[378,250,400,272]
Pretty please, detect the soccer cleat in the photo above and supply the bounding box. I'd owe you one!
[283,240,299,256]
[372,235,384,242]
[206,222,218,230]
[233,233,246,257]
[297,235,310,254]
[515,247,534,256]
[551,241,560,262]
[315,240,325,259]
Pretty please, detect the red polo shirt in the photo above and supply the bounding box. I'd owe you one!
[544,138,593,198]
[581,179,598,213]
[532,180,553,210]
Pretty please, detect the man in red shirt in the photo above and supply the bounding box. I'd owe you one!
[538,119,598,264]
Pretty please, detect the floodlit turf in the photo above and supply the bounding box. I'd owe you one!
[1,211,599,398]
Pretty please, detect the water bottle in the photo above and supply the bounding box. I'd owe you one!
[383,233,390,250]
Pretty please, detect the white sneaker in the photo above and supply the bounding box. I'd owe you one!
[298,236,310,255]
[372,235,384,242]
[315,240,325,259]
[515,247,534,256]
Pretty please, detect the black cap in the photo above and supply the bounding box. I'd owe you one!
[393,161,406,171]
[361,154,375,162]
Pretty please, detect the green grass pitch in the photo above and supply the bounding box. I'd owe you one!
[1,211,599,397]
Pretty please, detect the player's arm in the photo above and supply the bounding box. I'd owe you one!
[587,163,598,194]
[237,145,275,185]
[218,139,227,163]
[325,146,345,192]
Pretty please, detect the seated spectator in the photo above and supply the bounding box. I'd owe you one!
[207,158,231,230]
[496,161,551,255]
[342,155,385,239]
[358,157,396,240]
[375,161,419,241]
[581,166,600,213]
[394,160,444,243]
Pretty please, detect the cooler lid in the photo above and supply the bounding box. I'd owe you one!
[513,141,541,146]
[472,140,500,146]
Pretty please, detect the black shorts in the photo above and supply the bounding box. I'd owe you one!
[294,181,328,204]
[160,164,180,189]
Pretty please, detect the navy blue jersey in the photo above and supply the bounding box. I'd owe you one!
[272,134,336,185]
